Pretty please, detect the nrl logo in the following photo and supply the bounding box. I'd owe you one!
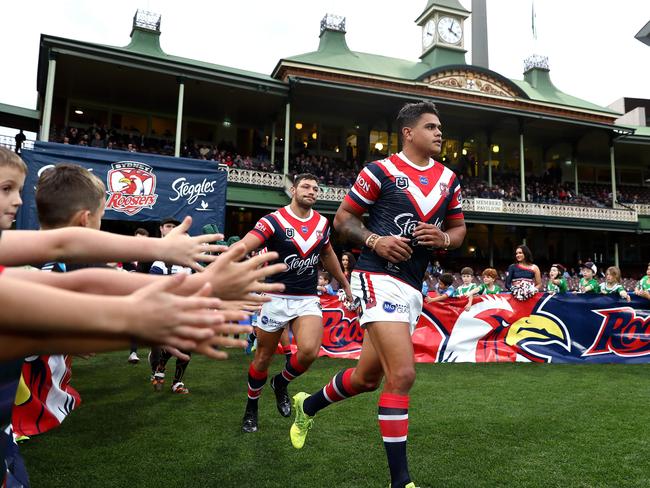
[106,161,158,216]
[395,176,409,189]
[285,228,295,238]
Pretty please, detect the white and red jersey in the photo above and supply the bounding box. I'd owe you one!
[345,152,463,290]
[248,205,331,297]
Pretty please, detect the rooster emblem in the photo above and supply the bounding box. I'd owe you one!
[439,295,570,363]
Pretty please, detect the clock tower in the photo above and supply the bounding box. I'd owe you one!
[416,0,470,67]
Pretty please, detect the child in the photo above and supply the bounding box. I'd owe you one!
[578,261,599,293]
[600,266,631,302]
[635,262,650,300]
[547,263,568,293]
[464,268,501,310]
[424,273,455,304]
[455,267,479,297]
[317,271,337,296]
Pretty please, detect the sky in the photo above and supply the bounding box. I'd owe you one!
[0,0,649,138]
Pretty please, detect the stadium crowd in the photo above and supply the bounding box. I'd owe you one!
[50,124,650,205]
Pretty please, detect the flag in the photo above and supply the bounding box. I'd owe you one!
[11,355,81,437]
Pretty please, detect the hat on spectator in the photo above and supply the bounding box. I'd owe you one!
[160,216,181,227]
[581,261,597,274]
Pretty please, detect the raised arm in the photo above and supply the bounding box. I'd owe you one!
[0,216,223,271]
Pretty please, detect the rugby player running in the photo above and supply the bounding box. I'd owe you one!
[290,102,466,488]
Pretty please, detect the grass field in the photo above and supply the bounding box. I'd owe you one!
[19,350,650,488]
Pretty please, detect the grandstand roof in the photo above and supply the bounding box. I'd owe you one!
[38,28,287,97]
[0,102,40,132]
[274,27,618,117]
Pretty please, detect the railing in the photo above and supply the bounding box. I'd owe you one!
[0,135,34,152]
[226,168,285,188]
[229,171,642,221]
[627,204,650,216]
[463,198,638,222]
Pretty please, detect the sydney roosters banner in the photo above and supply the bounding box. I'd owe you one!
[319,294,650,363]
[18,142,227,235]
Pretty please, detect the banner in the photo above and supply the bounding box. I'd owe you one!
[12,355,80,438]
[18,142,227,235]
[319,293,650,364]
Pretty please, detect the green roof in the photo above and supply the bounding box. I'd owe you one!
[631,125,650,136]
[511,69,619,115]
[40,28,286,93]
[122,27,279,84]
[278,29,618,116]
[0,102,40,120]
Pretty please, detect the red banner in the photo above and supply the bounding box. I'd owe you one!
[319,293,650,364]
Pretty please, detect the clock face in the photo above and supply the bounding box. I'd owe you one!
[437,16,462,44]
[422,19,435,49]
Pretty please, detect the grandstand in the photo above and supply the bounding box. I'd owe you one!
[1,3,649,278]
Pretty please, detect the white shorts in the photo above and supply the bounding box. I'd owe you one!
[257,295,322,333]
[351,271,423,334]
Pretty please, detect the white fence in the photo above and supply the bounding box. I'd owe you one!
[463,198,638,222]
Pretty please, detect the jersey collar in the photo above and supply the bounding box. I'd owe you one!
[397,151,435,171]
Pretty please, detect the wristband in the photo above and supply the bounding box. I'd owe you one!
[442,232,450,249]
[365,233,381,250]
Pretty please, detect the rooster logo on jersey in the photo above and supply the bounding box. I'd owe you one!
[429,294,570,363]
[105,161,158,216]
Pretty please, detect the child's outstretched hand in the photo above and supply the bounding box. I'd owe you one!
[162,216,229,272]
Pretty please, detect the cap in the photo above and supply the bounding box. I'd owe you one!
[581,261,597,274]
[160,216,181,227]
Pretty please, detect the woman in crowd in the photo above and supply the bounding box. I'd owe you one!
[505,244,542,300]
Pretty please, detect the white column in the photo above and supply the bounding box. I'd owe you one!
[610,142,617,207]
[574,158,579,196]
[519,131,526,202]
[40,54,57,142]
[614,241,619,268]
[283,102,290,177]
[174,79,185,158]
[270,122,276,165]
[487,138,493,188]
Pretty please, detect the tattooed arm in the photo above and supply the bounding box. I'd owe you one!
[333,200,412,264]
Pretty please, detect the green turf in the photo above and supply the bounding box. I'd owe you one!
[19,351,650,488]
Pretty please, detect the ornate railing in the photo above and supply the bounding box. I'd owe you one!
[226,170,645,220]
[226,168,285,188]
[463,198,638,222]
[0,136,34,152]
[627,204,650,216]
[318,186,350,202]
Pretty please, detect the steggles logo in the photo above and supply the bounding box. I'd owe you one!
[105,162,158,216]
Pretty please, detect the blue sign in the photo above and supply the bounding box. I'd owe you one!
[17,142,227,235]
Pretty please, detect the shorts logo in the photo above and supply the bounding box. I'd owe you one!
[106,162,158,216]
[395,177,409,190]
[261,316,269,325]
[383,301,408,314]
[419,176,429,185]
[285,228,295,238]
[439,182,450,198]
[301,225,308,234]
